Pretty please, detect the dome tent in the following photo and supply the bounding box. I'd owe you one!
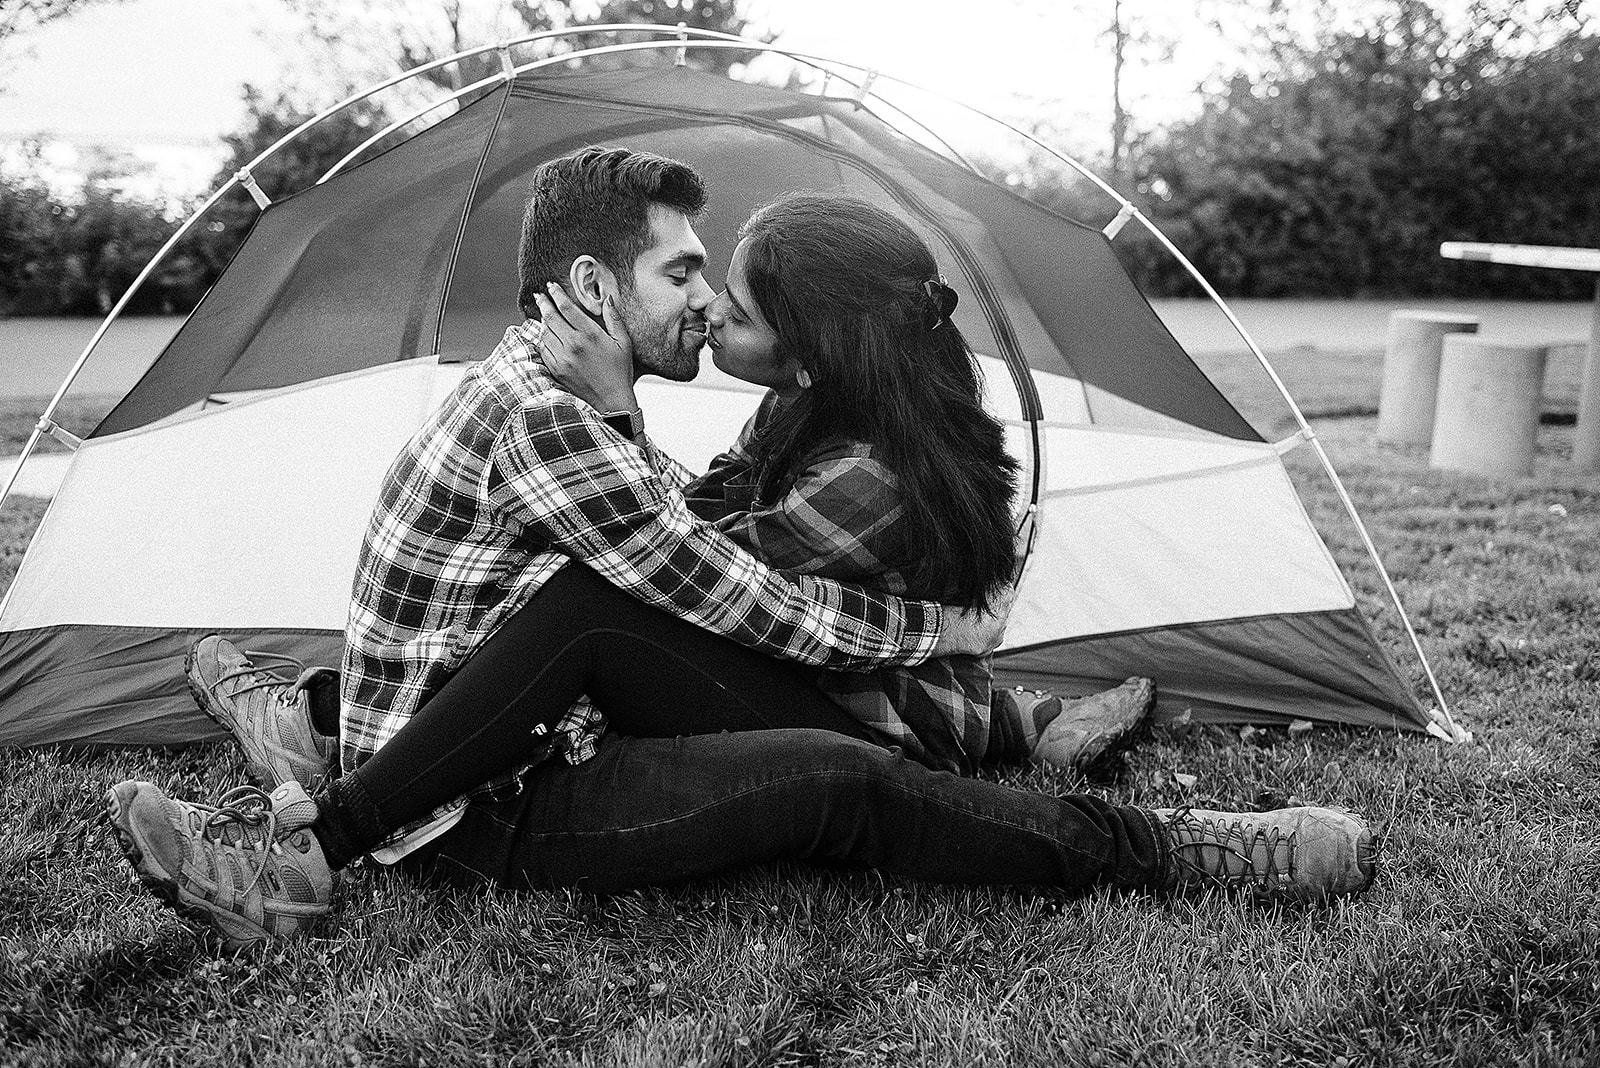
[0,28,1466,747]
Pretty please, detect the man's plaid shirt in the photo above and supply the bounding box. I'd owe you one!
[685,394,997,774]
[341,322,944,855]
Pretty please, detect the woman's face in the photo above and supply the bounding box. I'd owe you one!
[706,238,803,397]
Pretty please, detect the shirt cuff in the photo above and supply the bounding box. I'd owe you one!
[908,598,944,664]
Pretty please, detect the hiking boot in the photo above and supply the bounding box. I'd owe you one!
[1030,677,1154,772]
[105,779,332,948]
[1155,805,1377,903]
[186,635,337,791]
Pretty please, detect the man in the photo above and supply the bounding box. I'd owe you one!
[105,147,1375,949]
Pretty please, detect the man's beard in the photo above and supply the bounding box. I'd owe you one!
[617,294,703,383]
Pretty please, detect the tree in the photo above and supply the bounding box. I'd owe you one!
[1124,0,1600,298]
[0,146,205,315]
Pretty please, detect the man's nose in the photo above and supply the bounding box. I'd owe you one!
[687,275,715,310]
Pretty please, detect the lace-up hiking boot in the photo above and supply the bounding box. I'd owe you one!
[1029,677,1155,773]
[105,779,332,948]
[1155,806,1377,903]
[186,635,336,792]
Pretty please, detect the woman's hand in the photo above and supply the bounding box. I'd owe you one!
[534,283,639,414]
[931,582,1017,657]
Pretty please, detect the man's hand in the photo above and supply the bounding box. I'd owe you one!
[534,283,639,414]
[931,582,1016,657]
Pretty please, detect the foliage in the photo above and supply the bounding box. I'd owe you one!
[1123,1,1600,298]
[0,149,204,316]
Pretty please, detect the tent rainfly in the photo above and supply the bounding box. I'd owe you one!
[0,29,1468,748]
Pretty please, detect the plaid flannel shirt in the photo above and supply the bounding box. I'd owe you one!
[684,394,996,773]
[341,322,944,858]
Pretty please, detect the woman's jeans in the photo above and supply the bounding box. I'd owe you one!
[332,563,1164,894]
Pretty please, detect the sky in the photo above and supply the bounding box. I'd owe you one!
[0,0,1248,200]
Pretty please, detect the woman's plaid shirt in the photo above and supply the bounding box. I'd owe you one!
[686,395,997,774]
[341,322,944,853]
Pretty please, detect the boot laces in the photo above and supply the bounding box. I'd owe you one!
[214,650,308,708]
[1167,806,1295,892]
[193,785,287,896]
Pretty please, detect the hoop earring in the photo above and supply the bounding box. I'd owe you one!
[795,368,813,389]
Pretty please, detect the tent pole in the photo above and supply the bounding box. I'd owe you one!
[433,77,520,357]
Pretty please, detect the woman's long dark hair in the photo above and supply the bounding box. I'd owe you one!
[738,195,1019,610]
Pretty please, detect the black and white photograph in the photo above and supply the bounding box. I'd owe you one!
[1,0,1595,1063]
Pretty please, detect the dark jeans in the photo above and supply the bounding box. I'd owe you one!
[401,728,1166,895]
[325,563,1165,894]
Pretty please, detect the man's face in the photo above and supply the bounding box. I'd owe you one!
[614,204,715,383]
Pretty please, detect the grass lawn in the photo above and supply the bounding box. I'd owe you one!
[2,353,1598,1066]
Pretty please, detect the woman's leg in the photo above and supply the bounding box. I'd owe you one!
[316,563,873,865]
[402,728,1168,896]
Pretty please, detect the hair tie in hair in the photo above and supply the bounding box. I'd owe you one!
[920,278,959,332]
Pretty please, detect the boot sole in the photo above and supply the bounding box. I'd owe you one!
[103,784,273,949]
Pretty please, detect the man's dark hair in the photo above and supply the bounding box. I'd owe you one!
[516,146,706,318]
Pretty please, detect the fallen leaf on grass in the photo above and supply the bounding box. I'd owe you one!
[1158,707,1193,738]
[1288,719,1313,740]
[1172,772,1198,789]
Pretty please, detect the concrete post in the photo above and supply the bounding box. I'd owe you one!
[1430,336,1549,479]
[1573,278,1600,473]
[1377,311,1479,445]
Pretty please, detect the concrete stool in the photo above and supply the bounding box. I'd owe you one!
[1377,311,1479,445]
[1430,336,1549,479]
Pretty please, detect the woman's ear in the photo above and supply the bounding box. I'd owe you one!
[567,256,617,318]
